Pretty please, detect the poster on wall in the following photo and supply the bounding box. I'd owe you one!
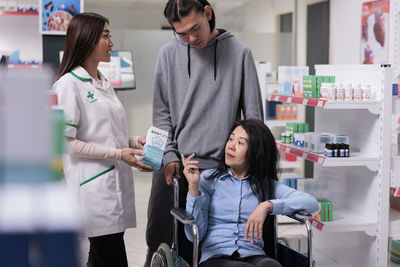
[39,0,83,35]
[360,0,389,64]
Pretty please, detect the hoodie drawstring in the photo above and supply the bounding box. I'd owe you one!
[214,39,218,81]
[187,44,191,78]
[187,39,218,80]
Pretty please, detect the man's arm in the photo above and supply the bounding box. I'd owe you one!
[152,47,181,184]
[241,48,264,121]
[152,48,180,166]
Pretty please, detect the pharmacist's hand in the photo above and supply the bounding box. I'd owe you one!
[245,201,273,243]
[181,154,200,197]
[121,148,153,172]
[165,161,180,185]
[137,136,146,149]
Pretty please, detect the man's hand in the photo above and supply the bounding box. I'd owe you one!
[244,201,273,243]
[121,148,153,172]
[164,161,180,185]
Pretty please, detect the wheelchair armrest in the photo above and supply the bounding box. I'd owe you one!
[170,207,195,225]
[283,210,314,267]
[170,207,200,267]
[286,210,312,224]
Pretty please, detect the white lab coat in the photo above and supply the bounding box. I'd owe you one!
[53,66,136,237]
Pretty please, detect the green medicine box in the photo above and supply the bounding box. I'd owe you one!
[303,75,317,98]
[391,240,400,264]
[316,76,324,99]
[318,199,333,222]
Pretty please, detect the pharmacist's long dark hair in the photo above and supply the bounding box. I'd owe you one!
[164,0,216,32]
[55,13,109,80]
[211,119,280,201]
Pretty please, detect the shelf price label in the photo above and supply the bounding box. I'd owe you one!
[302,99,308,105]
[287,97,292,103]
[395,186,400,197]
[317,101,324,107]
[309,218,324,231]
[285,147,290,153]
[317,157,324,164]
[302,153,308,159]
[274,96,280,101]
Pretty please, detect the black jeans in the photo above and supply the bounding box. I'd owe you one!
[199,254,282,267]
[87,232,128,267]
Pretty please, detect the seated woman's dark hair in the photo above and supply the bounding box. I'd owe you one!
[164,0,216,32]
[211,119,280,202]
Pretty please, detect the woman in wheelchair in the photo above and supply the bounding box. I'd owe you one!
[181,119,320,267]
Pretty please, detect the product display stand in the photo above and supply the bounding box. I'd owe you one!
[391,99,400,242]
[273,64,392,267]
[0,9,42,67]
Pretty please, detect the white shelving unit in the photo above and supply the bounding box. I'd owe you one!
[265,119,299,128]
[388,1,400,264]
[0,9,42,65]
[270,94,381,114]
[390,99,400,241]
[275,64,392,267]
[279,160,301,169]
[264,120,303,172]
[276,143,379,171]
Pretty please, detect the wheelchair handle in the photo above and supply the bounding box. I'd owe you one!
[288,210,313,222]
[170,207,199,267]
[172,177,179,252]
[171,177,200,267]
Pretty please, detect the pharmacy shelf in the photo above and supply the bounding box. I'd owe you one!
[389,209,400,237]
[269,94,381,114]
[276,142,379,171]
[314,248,344,267]
[393,99,400,113]
[319,205,377,234]
[280,160,301,169]
[8,64,42,69]
[265,119,298,129]
[0,11,38,16]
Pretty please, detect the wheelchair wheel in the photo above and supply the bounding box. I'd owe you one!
[150,243,174,267]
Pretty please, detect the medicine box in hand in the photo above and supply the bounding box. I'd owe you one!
[141,126,168,171]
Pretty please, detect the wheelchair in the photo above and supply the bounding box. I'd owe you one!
[150,177,314,267]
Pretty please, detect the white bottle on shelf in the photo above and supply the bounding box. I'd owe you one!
[362,84,372,101]
[344,83,353,101]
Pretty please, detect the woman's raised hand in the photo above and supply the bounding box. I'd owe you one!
[181,153,200,197]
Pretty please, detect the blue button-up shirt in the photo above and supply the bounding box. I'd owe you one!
[185,169,320,263]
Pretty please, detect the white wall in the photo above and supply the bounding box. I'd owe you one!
[86,6,169,30]
[116,30,173,136]
[242,0,275,33]
[329,0,363,64]
[87,0,294,136]
[0,15,42,63]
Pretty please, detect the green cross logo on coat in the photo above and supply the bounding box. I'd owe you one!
[87,92,94,99]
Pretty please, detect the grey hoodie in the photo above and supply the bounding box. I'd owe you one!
[153,31,264,169]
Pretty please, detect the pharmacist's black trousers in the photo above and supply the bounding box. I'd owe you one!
[87,232,128,267]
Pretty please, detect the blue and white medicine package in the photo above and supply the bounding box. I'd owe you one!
[141,126,168,171]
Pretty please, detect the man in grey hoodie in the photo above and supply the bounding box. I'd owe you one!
[144,0,264,265]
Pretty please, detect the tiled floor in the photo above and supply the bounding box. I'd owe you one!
[78,170,306,267]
